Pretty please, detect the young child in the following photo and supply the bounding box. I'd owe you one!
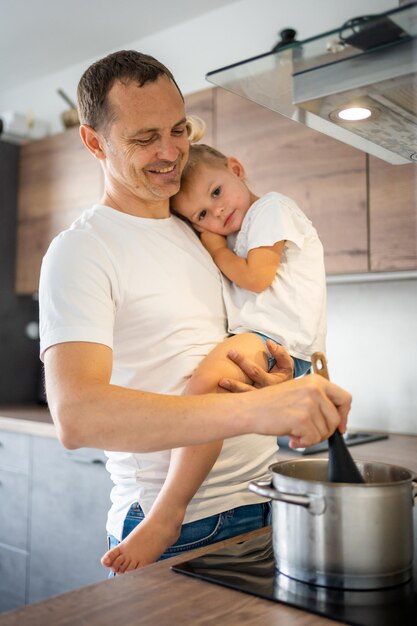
[101,143,327,574]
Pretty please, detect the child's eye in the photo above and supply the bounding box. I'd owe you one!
[212,186,221,198]
[198,210,207,221]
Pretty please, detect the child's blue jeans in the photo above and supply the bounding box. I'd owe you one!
[107,500,271,568]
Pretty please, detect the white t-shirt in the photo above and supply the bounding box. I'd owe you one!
[224,192,327,361]
[39,205,278,540]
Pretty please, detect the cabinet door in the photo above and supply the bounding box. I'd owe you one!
[369,158,417,271]
[15,127,103,294]
[28,437,111,604]
[0,429,30,473]
[0,430,30,551]
[0,470,30,550]
[184,88,215,146]
[0,546,27,613]
[215,89,368,274]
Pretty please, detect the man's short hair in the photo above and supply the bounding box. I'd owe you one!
[77,50,183,132]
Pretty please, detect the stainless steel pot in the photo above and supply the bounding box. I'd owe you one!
[249,458,417,590]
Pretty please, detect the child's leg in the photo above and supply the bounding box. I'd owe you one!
[101,333,269,573]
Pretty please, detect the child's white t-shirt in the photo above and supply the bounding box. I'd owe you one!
[224,192,327,361]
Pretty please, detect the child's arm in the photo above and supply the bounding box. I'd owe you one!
[200,232,284,293]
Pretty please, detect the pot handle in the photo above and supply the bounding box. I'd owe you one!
[249,480,326,515]
[412,480,417,503]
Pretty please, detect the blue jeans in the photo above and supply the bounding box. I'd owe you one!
[253,331,311,377]
[108,501,271,561]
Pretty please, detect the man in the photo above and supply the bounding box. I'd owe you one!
[39,50,351,566]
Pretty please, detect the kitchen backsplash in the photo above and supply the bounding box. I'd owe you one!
[326,278,417,435]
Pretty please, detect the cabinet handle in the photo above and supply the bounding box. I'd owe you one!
[71,457,106,466]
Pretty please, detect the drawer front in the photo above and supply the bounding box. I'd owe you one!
[0,430,30,473]
[0,545,27,613]
[0,470,30,549]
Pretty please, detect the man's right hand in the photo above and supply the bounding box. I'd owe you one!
[239,374,352,449]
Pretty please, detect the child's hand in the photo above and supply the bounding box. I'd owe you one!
[200,232,227,259]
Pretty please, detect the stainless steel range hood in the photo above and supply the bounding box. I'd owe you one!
[206,3,417,165]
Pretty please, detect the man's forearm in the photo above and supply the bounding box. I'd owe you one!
[48,381,251,452]
[44,340,350,452]
[48,376,350,453]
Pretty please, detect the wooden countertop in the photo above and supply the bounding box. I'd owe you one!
[1,434,416,626]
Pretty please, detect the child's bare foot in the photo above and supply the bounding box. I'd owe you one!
[101,513,182,574]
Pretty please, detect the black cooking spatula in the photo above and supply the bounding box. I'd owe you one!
[311,352,364,484]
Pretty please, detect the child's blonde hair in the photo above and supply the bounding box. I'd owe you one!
[185,115,206,143]
[180,143,228,193]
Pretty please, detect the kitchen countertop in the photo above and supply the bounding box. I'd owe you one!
[0,433,415,626]
[0,404,55,437]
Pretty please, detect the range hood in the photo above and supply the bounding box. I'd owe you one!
[206,3,417,165]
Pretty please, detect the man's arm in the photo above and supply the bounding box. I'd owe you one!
[44,341,351,452]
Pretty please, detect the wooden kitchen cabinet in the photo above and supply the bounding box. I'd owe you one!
[14,88,417,290]
[184,88,215,146]
[369,157,417,271]
[0,427,112,613]
[214,89,369,275]
[15,127,103,294]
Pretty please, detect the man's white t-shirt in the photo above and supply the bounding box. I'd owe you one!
[225,192,327,361]
[39,205,278,540]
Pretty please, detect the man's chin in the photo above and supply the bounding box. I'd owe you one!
[146,179,181,200]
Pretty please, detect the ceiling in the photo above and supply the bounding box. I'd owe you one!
[1,0,240,92]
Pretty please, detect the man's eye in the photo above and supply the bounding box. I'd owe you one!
[135,136,155,146]
[172,127,186,136]
[212,186,221,198]
[198,210,207,221]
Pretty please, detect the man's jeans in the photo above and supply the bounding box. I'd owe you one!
[108,500,271,562]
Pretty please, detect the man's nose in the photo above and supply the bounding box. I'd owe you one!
[157,135,180,161]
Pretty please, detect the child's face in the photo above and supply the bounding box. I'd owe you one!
[172,157,256,236]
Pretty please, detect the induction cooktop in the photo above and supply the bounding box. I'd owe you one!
[172,528,417,626]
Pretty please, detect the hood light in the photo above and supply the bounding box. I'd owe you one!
[329,105,380,123]
[338,107,372,121]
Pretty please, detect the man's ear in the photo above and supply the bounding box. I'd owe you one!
[226,156,245,180]
[79,124,107,161]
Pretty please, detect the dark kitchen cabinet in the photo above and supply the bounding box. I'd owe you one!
[0,140,39,403]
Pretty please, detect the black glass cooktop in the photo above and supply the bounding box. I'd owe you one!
[172,529,417,626]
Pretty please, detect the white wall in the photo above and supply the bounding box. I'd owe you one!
[0,0,394,134]
[327,279,417,435]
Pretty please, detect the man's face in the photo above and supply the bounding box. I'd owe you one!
[101,75,189,213]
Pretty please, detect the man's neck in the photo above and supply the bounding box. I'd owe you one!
[101,189,171,219]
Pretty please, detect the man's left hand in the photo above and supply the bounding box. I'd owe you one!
[219,340,294,392]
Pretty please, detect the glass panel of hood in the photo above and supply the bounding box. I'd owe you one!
[206,3,417,165]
